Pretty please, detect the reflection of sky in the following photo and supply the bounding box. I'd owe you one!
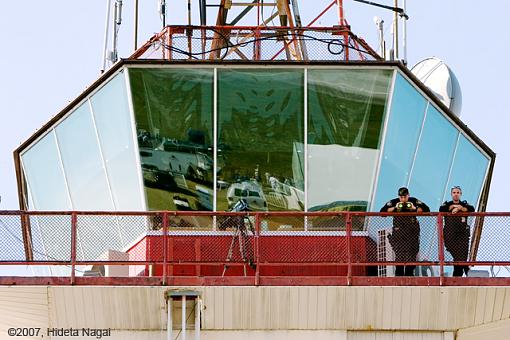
[409,105,458,210]
[372,74,427,211]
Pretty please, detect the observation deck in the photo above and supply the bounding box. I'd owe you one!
[1,211,509,286]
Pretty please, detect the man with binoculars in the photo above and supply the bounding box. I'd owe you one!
[380,187,430,276]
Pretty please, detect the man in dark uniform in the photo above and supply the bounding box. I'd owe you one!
[380,187,430,276]
[439,186,475,277]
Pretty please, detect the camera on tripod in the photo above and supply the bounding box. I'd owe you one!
[221,198,256,275]
[219,199,252,231]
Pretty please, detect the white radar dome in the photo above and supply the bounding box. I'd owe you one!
[411,57,462,117]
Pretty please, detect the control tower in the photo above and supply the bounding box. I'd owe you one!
[2,2,508,340]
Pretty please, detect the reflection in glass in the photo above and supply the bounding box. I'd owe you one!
[130,68,214,211]
[55,103,114,210]
[308,69,392,211]
[20,133,73,263]
[21,132,71,210]
[217,69,304,212]
[409,105,458,209]
[406,105,458,262]
[91,71,144,211]
[445,135,489,208]
[372,73,427,211]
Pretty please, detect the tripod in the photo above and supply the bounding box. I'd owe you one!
[222,214,255,276]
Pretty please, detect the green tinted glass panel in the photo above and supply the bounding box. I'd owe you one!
[130,68,214,211]
[308,69,392,211]
[218,69,304,211]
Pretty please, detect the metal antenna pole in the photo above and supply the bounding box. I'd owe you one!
[101,0,112,73]
[393,0,399,60]
[188,0,192,26]
[134,0,139,50]
[402,0,407,65]
[111,0,123,63]
[159,0,167,28]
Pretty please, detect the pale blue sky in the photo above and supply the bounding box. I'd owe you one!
[0,0,508,213]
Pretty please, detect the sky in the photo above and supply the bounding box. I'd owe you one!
[0,0,509,213]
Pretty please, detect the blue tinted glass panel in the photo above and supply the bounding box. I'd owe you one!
[21,132,71,210]
[408,105,458,262]
[444,135,489,208]
[409,105,458,209]
[373,73,427,211]
[91,72,144,211]
[21,133,73,263]
[55,103,114,210]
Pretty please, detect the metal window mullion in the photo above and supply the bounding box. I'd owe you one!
[441,131,461,202]
[52,129,74,209]
[304,68,308,231]
[124,68,148,210]
[478,153,492,210]
[368,69,397,212]
[88,99,117,210]
[88,99,125,246]
[406,101,429,187]
[213,68,218,213]
[20,168,50,265]
[52,128,86,263]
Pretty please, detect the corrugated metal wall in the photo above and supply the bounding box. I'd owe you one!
[457,318,510,340]
[200,286,510,331]
[0,286,509,339]
[0,287,49,340]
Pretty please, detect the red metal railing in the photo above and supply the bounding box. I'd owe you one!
[0,211,509,286]
[129,25,381,62]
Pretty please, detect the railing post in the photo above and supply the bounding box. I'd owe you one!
[255,213,260,286]
[346,212,352,286]
[437,213,445,285]
[70,212,77,285]
[163,211,168,286]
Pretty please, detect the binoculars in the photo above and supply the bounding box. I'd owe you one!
[396,202,413,211]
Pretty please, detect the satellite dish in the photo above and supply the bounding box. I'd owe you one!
[411,57,462,116]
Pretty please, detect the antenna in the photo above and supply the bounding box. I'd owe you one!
[352,0,409,62]
[101,0,112,73]
[402,0,408,65]
[159,0,167,28]
[134,0,139,50]
[393,0,398,60]
[373,16,385,59]
[110,0,123,63]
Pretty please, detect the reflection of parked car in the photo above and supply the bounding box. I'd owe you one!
[266,179,304,210]
[140,143,213,183]
[226,180,267,211]
[141,164,176,189]
[173,195,192,211]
